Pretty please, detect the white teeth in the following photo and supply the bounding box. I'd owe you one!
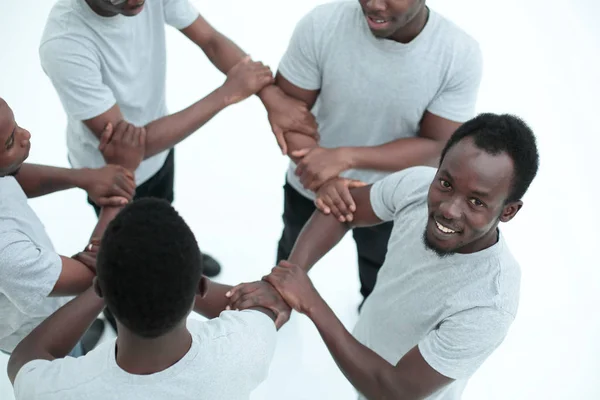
[436,221,456,234]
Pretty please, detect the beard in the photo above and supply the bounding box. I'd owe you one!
[422,229,454,258]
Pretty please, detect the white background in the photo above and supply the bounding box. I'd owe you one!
[1,0,599,399]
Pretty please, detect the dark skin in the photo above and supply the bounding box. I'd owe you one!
[274,0,462,218]
[229,138,524,398]
[79,6,317,165]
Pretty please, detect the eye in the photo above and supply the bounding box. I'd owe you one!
[470,198,484,207]
[5,134,14,150]
[439,179,451,189]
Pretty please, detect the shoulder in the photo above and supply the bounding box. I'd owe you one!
[188,310,276,344]
[376,166,436,199]
[429,10,481,60]
[492,238,522,315]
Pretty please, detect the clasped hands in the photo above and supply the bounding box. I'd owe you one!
[226,261,324,329]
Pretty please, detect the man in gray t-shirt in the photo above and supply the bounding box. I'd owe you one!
[231,113,540,399]
[0,97,136,353]
[273,0,483,300]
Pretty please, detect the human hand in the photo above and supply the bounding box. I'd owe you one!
[221,56,274,105]
[315,177,367,222]
[225,280,292,329]
[72,237,101,273]
[292,147,353,191]
[99,120,147,172]
[81,165,135,207]
[265,93,319,155]
[263,261,323,315]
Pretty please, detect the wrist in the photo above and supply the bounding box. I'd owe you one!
[338,147,357,170]
[257,84,281,106]
[71,168,90,190]
[304,293,329,320]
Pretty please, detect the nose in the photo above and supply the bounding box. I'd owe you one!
[438,197,462,220]
[366,0,386,11]
[21,129,31,142]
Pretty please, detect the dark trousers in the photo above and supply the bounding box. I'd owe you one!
[88,149,175,332]
[88,149,175,215]
[276,182,393,299]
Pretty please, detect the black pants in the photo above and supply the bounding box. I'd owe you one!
[276,182,393,299]
[88,149,174,332]
[88,148,175,215]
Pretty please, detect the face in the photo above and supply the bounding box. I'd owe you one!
[424,137,522,256]
[91,0,146,17]
[358,0,426,39]
[0,99,31,177]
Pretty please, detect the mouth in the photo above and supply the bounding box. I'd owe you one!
[434,218,460,235]
[365,15,393,30]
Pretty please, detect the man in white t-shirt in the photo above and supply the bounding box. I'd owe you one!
[38,0,319,281]
[8,198,281,400]
[272,0,483,303]
[0,97,139,354]
[232,113,540,399]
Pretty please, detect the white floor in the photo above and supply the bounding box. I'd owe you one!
[1,0,599,399]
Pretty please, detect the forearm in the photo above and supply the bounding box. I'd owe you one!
[287,211,350,272]
[8,287,104,383]
[347,137,444,172]
[143,87,230,158]
[308,300,408,400]
[89,206,122,239]
[193,279,233,319]
[15,163,87,198]
[285,131,319,164]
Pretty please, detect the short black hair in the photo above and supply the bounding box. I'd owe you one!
[96,198,203,338]
[439,113,540,203]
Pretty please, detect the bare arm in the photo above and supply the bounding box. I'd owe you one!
[344,112,462,170]
[287,185,381,272]
[14,164,87,198]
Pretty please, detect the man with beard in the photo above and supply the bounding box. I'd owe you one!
[228,113,540,399]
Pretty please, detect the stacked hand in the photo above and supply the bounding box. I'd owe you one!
[221,56,274,105]
[99,120,147,172]
[315,178,367,222]
[265,94,319,155]
[81,164,136,207]
[292,147,352,191]
[226,261,324,327]
[72,237,101,274]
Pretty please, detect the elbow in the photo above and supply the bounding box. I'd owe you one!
[371,371,416,400]
[7,354,21,385]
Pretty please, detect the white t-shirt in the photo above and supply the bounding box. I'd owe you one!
[39,0,200,185]
[14,310,277,399]
[278,1,483,200]
[0,177,68,353]
[352,167,520,400]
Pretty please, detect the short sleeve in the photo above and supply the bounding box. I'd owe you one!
[39,38,116,121]
[277,8,323,90]
[163,0,199,29]
[0,230,62,316]
[418,307,514,379]
[370,167,436,221]
[427,43,483,122]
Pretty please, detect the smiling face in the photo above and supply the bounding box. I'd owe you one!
[424,137,522,256]
[0,99,31,177]
[358,0,426,39]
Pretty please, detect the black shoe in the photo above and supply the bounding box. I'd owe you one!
[81,318,105,355]
[202,253,222,277]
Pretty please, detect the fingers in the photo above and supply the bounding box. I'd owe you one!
[348,179,368,189]
[315,197,331,214]
[339,183,357,214]
[272,126,288,155]
[291,148,312,158]
[137,126,147,146]
[324,194,345,222]
[98,122,113,151]
[96,196,129,207]
[225,283,256,307]
[115,172,136,199]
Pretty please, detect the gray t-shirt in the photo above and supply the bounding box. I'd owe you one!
[278,1,482,200]
[0,177,68,352]
[39,0,199,186]
[353,166,520,400]
[14,310,277,400]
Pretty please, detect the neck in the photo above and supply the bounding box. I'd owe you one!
[389,6,429,43]
[458,227,500,254]
[115,322,192,375]
[84,0,119,17]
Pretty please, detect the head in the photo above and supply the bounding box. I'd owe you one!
[86,0,146,17]
[95,198,206,338]
[424,113,540,257]
[359,0,427,39]
[0,98,31,178]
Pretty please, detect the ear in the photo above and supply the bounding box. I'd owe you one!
[499,200,523,223]
[197,276,208,299]
[93,277,103,298]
